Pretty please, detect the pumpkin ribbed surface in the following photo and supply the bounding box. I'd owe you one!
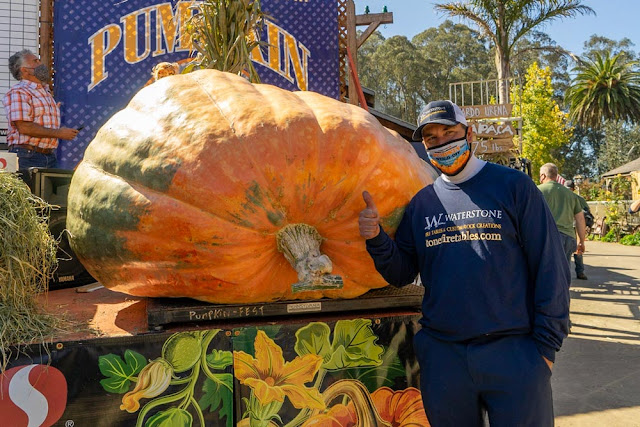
[67,69,432,303]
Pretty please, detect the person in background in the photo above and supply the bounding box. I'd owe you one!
[3,49,79,186]
[145,62,180,86]
[538,163,586,270]
[565,180,590,280]
[359,100,569,426]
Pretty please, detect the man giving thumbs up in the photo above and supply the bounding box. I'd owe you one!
[358,191,380,240]
[358,100,570,427]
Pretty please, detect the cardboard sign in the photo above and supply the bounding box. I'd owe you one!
[472,138,515,155]
[461,104,513,119]
[0,151,17,172]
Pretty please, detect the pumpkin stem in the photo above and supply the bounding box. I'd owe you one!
[276,224,343,293]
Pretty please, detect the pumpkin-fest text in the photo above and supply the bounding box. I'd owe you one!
[87,1,310,91]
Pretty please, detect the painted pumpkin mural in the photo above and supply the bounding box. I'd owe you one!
[98,321,429,426]
[67,69,432,303]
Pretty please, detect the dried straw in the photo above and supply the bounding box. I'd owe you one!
[0,172,64,371]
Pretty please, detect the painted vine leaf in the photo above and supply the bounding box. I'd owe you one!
[98,349,148,393]
[199,377,233,427]
[206,349,233,370]
[323,319,384,371]
[293,322,332,361]
[342,353,406,391]
[145,407,193,427]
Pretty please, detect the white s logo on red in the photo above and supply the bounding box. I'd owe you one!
[0,364,68,427]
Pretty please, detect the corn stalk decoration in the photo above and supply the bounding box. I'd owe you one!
[182,0,270,82]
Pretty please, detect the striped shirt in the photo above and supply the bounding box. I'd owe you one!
[3,80,61,149]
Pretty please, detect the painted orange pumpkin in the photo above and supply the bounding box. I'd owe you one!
[67,69,432,303]
[364,387,430,426]
[303,387,429,427]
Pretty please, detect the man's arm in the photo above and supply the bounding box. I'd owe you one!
[14,120,78,140]
[517,177,570,365]
[574,210,586,255]
[359,191,419,286]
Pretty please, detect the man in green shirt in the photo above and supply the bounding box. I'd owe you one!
[565,180,590,280]
[537,163,586,269]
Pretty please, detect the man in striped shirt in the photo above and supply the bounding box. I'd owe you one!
[3,49,79,183]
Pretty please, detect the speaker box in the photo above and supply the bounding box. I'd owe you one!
[28,167,74,207]
[26,168,97,289]
[48,208,96,290]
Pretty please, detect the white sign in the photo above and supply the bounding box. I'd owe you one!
[461,104,513,119]
[0,151,18,172]
[287,302,322,313]
[472,138,515,155]
[471,121,516,139]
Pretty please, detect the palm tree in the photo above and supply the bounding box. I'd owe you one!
[434,0,594,103]
[565,52,640,129]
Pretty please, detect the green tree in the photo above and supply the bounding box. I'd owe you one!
[357,22,494,123]
[356,30,386,97]
[411,20,493,102]
[597,121,640,174]
[562,36,640,178]
[582,35,637,63]
[512,62,572,174]
[565,52,640,128]
[559,124,602,179]
[511,31,571,104]
[364,35,432,123]
[435,0,594,103]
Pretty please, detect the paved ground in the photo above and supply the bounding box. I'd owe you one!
[553,240,640,427]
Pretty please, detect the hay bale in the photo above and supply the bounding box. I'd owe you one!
[0,172,60,371]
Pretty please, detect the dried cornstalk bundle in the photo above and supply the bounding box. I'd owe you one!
[0,172,61,371]
[182,0,270,82]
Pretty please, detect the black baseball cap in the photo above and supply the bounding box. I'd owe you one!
[412,100,468,141]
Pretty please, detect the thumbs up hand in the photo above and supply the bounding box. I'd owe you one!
[359,191,380,239]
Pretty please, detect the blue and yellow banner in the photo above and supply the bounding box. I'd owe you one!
[53,0,340,168]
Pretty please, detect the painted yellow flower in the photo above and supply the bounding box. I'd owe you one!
[234,330,325,410]
[120,358,173,413]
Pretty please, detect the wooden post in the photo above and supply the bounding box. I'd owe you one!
[345,2,393,106]
[356,12,393,48]
[39,0,53,84]
[346,0,358,105]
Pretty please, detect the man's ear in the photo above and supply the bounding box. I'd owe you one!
[466,124,474,142]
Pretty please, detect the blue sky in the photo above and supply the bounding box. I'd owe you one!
[352,1,640,56]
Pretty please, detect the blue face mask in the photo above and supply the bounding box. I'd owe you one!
[426,136,471,176]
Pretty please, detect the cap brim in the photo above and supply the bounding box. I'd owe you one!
[411,119,461,141]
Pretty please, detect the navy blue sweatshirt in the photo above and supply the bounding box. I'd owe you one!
[366,163,570,362]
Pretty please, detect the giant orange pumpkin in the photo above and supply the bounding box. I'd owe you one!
[67,69,432,303]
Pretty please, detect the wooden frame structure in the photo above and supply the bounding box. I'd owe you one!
[338,0,392,104]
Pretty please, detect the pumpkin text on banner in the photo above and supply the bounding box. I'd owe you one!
[53,0,340,169]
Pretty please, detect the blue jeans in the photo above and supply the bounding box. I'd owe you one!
[558,233,577,269]
[574,253,585,275]
[10,146,58,169]
[9,145,58,189]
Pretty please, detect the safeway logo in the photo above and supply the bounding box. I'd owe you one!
[0,364,68,427]
[0,158,6,169]
[424,214,445,230]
